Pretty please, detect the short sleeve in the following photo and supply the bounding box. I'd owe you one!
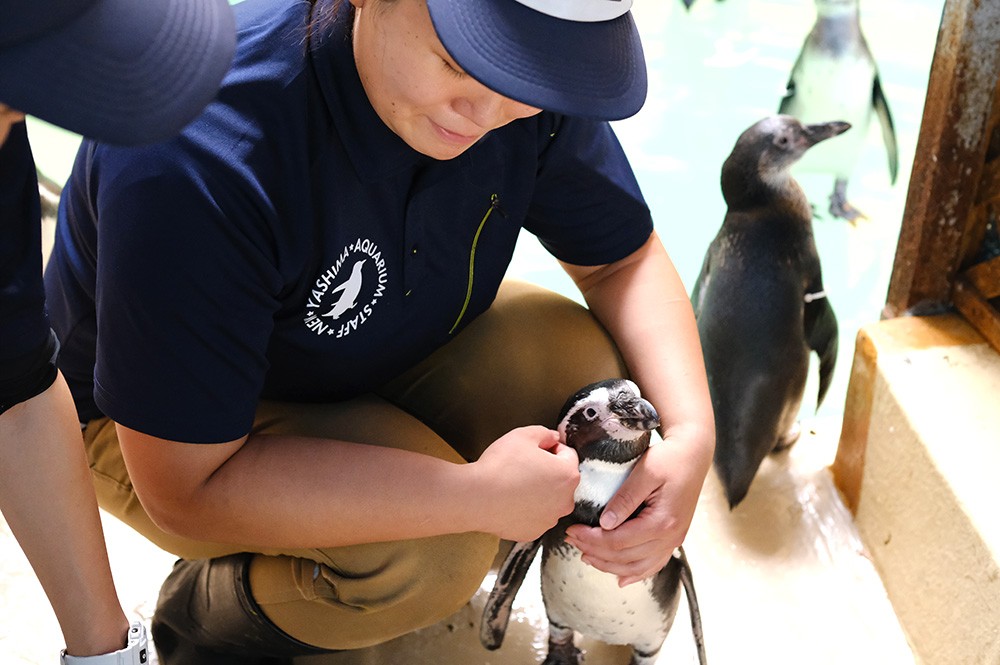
[89,143,283,443]
[524,116,653,266]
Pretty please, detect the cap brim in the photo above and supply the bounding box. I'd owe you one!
[0,0,235,145]
[427,0,647,121]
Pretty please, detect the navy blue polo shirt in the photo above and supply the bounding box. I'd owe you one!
[44,0,653,444]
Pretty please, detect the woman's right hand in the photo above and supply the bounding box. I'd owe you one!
[469,426,580,541]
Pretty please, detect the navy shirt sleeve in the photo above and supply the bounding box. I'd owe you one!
[84,142,283,443]
[524,115,653,267]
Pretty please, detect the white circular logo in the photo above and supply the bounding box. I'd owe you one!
[303,238,388,338]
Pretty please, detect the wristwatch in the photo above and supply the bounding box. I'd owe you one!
[60,621,148,664]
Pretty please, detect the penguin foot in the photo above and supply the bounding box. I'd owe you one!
[543,629,581,665]
[829,199,868,223]
[542,643,581,665]
[829,182,868,223]
[772,421,802,453]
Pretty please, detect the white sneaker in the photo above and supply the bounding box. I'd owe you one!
[60,621,149,664]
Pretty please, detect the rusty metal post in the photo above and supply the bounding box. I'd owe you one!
[883,0,1000,318]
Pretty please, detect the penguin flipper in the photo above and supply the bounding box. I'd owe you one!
[674,547,708,665]
[777,78,796,116]
[804,292,839,408]
[480,538,543,650]
[778,39,808,117]
[872,74,899,185]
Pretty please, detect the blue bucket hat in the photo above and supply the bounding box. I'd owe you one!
[426,0,647,121]
[0,0,236,145]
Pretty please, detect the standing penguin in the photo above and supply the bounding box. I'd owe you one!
[692,115,843,509]
[480,379,706,665]
[779,0,898,222]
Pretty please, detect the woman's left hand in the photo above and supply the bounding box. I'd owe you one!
[563,433,707,586]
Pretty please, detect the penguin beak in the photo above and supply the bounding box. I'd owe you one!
[804,120,852,147]
[613,397,661,432]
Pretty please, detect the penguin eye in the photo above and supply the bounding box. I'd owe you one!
[775,135,790,148]
[583,407,599,420]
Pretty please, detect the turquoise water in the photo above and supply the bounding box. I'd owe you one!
[29,0,947,426]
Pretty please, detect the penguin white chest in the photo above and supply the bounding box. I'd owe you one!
[541,457,666,647]
[541,545,667,647]
[791,52,874,117]
[788,53,876,175]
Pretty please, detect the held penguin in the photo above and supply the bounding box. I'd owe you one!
[480,379,707,665]
[778,0,898,222]
[692,115,843,509]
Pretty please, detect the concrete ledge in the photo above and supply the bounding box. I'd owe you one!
[832,314,1000,665]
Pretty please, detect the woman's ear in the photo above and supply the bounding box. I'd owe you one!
[349,0,365,9]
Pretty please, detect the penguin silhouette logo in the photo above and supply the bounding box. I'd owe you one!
[323,259,366,320]
[303,238,389,339]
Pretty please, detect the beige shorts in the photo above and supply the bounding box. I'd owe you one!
[84,280,626,649]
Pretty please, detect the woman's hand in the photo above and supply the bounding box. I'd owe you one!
[470,426,580,542]
[560,232,716,587]
[563,433,708,586]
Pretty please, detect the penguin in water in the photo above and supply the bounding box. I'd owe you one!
[692,115,843,509]
[480,379,707,665]
[779,0,898,222]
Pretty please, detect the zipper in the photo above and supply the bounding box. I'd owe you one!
[449,194,502,335]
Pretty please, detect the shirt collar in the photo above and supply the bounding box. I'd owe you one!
[308,0,425,182]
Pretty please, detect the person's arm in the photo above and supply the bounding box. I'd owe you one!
[0,115,130,657]
[560,230,716,586]
[118,422,580,547]
[0,373,130,656]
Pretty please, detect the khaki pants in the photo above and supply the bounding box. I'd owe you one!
[84,281,627,649]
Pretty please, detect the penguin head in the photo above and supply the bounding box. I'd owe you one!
[751,115,850,176]
[557,379,661,463]
[721,115,851,202]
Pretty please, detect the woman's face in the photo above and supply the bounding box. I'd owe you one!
[350,0,541,160]
[0,104,26,146]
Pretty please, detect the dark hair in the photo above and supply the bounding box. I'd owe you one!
[307,0,398,40]
[308,0,343,36]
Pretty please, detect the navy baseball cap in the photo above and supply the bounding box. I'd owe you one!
[0,0,236,145]
[427,0,647,121]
